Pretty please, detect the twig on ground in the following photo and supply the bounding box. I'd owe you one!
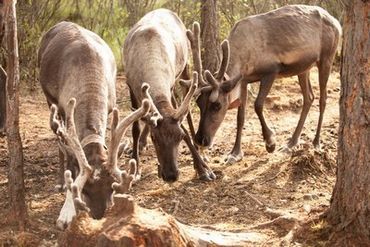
[245,190,266,208]
[260,169,285,185]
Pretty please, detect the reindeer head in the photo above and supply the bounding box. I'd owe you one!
[186,22,241,148]
[142,73,198,182]
[51,96,150,220]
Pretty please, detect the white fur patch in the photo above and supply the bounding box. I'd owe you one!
[56,190,76,230]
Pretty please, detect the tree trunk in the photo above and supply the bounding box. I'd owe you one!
[200,0,220,72]
[124,0,157,28]
[0,0,4,43]
[59,194,266,246]
[0,65,5,133]
[0,1,5,133]
[4,0,27,229]
[328,0,370,245]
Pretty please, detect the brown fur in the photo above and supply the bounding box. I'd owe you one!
[195,5,341,159]
[38,21,117,218]
[124,9,208,182]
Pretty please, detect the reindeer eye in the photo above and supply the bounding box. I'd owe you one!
[211,102,221,112]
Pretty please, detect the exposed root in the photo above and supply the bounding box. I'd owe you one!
[251,214,299,231]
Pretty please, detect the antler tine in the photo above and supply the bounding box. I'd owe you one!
[112,159,136,194]
[204,70,220,88]
[215,40,230,80]
[187,22,207,87]
[52,98,93,213]
[63,171,90,213]
[141,83,163,127]
[204,70,220,102]
[174,71,198,120]
[50,104,62,134]
[107,99,150,180]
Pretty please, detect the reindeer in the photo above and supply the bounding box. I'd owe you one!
[189,5,341,163]
[123,9,215,182]
[38,21,149,229]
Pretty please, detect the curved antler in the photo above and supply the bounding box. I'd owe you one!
[215,40,230,80]
[202,40,231,102]
[107,99,150,181]
[51,98,93,213]
[173,71,198,121]
[187,22,207,87]
[141,83,163,127]
[204,70,220,102]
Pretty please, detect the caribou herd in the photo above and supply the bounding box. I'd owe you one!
[35,5,341,229]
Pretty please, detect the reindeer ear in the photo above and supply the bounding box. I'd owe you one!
[221,75,242,93]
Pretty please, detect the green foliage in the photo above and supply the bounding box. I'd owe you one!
[9,0,343,89]
[14,0,131,89]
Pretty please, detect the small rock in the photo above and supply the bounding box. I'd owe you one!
[227,206,239,213]
[222,175,231,182]
[303,193,319,200]
[303,204,311,214]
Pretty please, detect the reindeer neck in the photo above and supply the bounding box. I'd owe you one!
[73,99,108,142]
[153,94,176,117]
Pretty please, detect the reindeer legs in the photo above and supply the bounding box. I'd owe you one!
[225,81,248,164]
[138,124,150,153]
[313,61,331,149]
[171,85,215,181]
[288,70,314,149]
[129,89,142,179]
[181,124,216,181]
[255,74,276,153]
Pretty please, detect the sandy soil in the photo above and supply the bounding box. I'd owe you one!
[0,68,340,246]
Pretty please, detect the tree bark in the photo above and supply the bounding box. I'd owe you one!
[200,0,220,72]
[328,0,370,245]
[123,0,157,28]
[0,65,6,132]
[0,1,6,133]
[4,0,27,229]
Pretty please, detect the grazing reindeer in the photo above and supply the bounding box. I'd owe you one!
[190,5,341,163]
[38,21,149,229]
[123,9,215,182]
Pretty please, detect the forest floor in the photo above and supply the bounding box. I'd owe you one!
[0,68,340,246]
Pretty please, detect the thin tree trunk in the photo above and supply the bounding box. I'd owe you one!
[4,0,27,230]
[328,0,370,245]
[0,65,6,132]
[200,0,220,72]
[0,1,6,133]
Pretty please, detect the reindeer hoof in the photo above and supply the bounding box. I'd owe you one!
[208,170,216,180]
[265,142,276,153]
[278,145,293,154]
[199,173,213,181]
[224,152,243,165]
[313,139,321,150]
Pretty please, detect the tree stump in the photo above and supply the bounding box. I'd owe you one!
[59,194,266,247]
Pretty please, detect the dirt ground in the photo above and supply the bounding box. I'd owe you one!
[0,68,339,246]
